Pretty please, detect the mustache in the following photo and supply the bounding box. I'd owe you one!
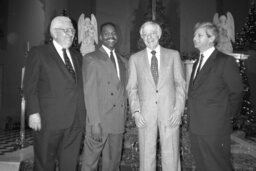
[106,37,117,41]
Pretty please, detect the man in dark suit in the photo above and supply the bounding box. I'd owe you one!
[187,22,243,171]
[24,16,86,171]
[81,22,127,171]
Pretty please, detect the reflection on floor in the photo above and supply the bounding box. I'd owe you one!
[0,129,33,171]
[0,129,256,171]
[0,129,33,155]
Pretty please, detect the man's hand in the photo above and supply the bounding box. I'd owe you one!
[29,113,41,131]
[91,124,103,142]
[134,112,146,128]
[168,108,182,127]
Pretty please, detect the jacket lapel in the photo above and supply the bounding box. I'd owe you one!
[48,43,76,83]
[142,49,156,87]
[69,49,79,83]
[158,47,168,88]
[116,54,126,86]
[99,47,120,84]
[193,49,218,87]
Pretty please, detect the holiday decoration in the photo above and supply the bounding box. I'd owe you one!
[234,0,256,51]
[231,1,256,137]
[213,12,235,53]
[233,59,256,137]
[78,13,98,56]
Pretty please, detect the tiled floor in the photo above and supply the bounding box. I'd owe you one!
[1,129,256,171]
[0,129,33,156]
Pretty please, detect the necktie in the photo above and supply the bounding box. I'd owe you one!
[151,50,159,85]
[194,54,204,81]
[62,48,76,80]
[110,51,117,72]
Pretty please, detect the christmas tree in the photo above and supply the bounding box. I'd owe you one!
[232,1,256,137]
[233,60,256,137]
[234,0,256,51]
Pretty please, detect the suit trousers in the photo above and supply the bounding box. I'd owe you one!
[138,122,181,171]
[81,133,123,171]
[190,132,233,171]
[33,124,83,171]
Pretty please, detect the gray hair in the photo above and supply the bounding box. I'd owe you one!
[140,21,162,38]
[49,16,73,37]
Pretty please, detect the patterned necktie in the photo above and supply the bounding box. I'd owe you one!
[151,50,159,85]
[110,51,117,72]
[194,54,204,81]
[62,48,76,80]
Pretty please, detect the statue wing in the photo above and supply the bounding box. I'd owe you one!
[91,14,98,45]
[227,12,235,42]
[213,12,220,26]
[78,13,85,44]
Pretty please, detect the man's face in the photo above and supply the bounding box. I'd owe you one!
[100,25,118,50]
[193,27,214,52]
[53,21,75,49]
[141,24,160,50]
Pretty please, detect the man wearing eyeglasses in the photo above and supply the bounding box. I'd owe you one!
[126,21,186,171]
[23,16,86,171]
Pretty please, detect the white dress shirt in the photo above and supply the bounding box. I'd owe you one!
[194,46,215,79]
[53,40,75,69]
[102,45,120,79]
[147,45,160,71]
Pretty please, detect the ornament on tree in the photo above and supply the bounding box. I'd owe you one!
[233,59,255,137]
[234,0,256,51]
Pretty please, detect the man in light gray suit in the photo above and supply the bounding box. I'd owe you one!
[126,21,186,171]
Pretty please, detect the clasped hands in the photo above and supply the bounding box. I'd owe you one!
[133,108,182,128]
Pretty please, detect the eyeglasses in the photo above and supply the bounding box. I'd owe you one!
[141,32,158,39]
[55,28,76,35]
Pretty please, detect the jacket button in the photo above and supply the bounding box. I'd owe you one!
[111,93,114,96]
[156,90,158,93]
[155,101,157,104]
[113,104,116,107]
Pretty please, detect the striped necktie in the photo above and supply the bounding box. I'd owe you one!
[62,48,76,80]
[193,54,204,81]
[151,50,159,85]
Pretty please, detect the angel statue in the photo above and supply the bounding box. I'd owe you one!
[78,13,98,56]
[213,12,235,54]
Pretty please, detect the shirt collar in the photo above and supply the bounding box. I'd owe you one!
[102,45,115,56]
[146,45,160,55]
[53,40,70,57]
[147,45,160,62]
[53,40,63,51]
[201,46,215,59]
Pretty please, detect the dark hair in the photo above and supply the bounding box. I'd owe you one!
[100,22,117,33]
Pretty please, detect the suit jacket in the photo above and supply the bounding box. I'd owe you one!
[24,43,86,130]
[82,47,127,134]
[126,46,186,126]
[187,49,243,135]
